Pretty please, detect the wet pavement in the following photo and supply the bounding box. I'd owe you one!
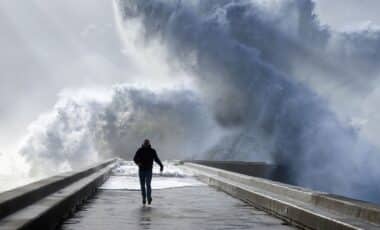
[59,185,295,230]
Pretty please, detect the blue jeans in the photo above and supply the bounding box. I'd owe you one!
[139,169,152,202]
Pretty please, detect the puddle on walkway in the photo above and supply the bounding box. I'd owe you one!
[60,187,294,230]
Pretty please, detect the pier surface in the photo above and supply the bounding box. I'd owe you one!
[60,168,294,230]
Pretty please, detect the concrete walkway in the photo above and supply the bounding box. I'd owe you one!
[59,183,295,229]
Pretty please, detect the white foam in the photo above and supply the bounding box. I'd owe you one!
[100,161,204,190]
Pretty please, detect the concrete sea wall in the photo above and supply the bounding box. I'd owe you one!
[0,158,117,230]
[182,162,380,230]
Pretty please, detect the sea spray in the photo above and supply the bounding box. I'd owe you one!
[18,86,219,178]
[116,0,380,202]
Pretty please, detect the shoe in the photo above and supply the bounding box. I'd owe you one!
[148,199,152,205]
[143,200,146,205]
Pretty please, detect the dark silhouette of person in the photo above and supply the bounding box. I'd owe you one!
[133,139,164,205]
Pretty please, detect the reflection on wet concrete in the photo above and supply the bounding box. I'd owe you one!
[59,186,294,230]
[139,206,152,229]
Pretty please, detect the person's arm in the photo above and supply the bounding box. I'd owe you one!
[133,149,141,166]
[153,150,164,171]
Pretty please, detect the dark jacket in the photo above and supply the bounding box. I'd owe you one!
[133,146,163,170]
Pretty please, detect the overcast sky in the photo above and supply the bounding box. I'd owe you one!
[0,0,379,154]
[0,0,134,153]
[313,0,380,30]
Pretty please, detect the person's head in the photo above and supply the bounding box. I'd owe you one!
[142,139,151,148]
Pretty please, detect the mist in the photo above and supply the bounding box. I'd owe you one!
[0,0,132,158]
[313,0,380,30]
[1,0,380,203]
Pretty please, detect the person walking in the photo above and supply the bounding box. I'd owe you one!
[133,139,164,205]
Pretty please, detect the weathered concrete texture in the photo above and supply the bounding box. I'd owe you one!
[0,159,115,220]
[182,163,380,230]
[59,186,295,230]
[0,159,116,230]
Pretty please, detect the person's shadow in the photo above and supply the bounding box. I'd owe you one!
[139,206,152,229]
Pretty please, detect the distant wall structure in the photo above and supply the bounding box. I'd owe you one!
[0,158,117,230]
[187,160,290,182]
